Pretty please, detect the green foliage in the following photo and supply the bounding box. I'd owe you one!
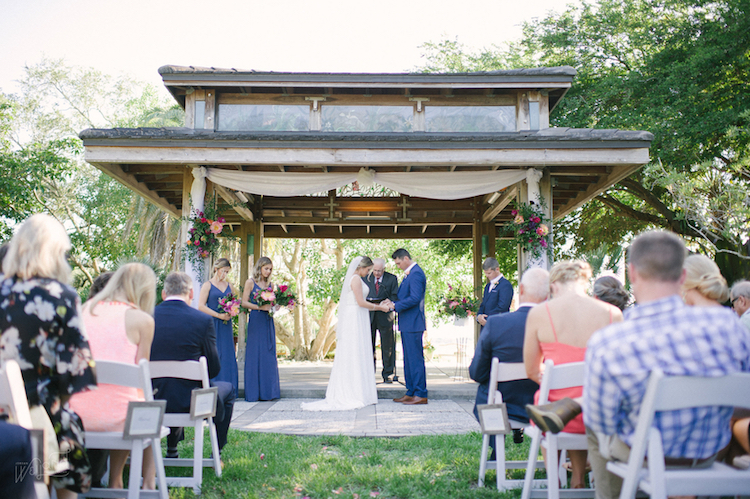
[4,58,185,286]
[418,0,750,280]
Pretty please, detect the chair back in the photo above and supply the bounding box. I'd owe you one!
[0,360,33,428]
[537,359,585,404]
[94,359,154,401]
[148,357,210,389]
[620,369,750,498]
[488,359,529,404]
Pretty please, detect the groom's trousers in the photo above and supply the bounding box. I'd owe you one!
[401,330,428,398]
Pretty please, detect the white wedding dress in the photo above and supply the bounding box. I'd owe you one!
[301,257,378,411]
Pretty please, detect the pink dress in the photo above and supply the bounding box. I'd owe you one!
[533,302,605,434]
[69,301,142,432]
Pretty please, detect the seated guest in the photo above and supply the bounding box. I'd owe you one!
[583,231,750,498]
[593,275,630,311]
[682,254,729,307]
[524,260,623,489]
[730,280,750,330]
[469,267,549,455]
[69,263,157,491]
[476,257,513,329]
[150,272,235,459]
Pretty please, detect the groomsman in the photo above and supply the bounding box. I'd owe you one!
[365,258,399,383]
[476,257,513,328]
[390,248,428,405]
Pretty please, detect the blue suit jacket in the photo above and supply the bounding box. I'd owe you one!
[150,299,221,413]
[469,306,539,423]
[477,276,513,318]
[394,264,426,333]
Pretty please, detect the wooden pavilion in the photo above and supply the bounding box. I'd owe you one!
[80,65,652,341]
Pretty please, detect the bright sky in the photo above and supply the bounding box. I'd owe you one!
[0,0,575,96]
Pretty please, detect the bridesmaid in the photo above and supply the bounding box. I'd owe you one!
[241,256,281,401]
[198,258,239,398]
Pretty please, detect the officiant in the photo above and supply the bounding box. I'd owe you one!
[365,258,399,383]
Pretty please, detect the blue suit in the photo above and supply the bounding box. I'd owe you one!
[469,306,539,454]
[477,276,513,326]
[394,264,428,398]
[151,299,235,450]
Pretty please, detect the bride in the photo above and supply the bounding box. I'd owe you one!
[302,256,391,411]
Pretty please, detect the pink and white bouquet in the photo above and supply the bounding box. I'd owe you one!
[252,284,296,317]
[217,292,243,324]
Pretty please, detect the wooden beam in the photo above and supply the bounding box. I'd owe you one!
[214,184,254,221]
[96,162,180,218]
[482,184,518,223]
[554,164,642,219]
[85,146,651,169]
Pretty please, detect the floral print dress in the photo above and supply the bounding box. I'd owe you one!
[0,276,97,492]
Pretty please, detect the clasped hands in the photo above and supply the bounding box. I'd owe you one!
[378,299,395,312]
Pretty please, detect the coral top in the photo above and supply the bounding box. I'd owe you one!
[534,302,611,434]
[69,301,142,432]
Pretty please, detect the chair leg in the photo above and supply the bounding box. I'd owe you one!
[547,436,560,499]
[208,419,222,477]
[521,427,542,499]
[478,433,490,487]
[128,441,144,499]
[193,422,204,494]
[496,434,506,491]
[151,437,169,499]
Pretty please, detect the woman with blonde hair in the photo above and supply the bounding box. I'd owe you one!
[524,260,623,489]
[682,253,730,306]
[241,256,280,401]
[0,214,97,498]
[198,257,239,397]
[69,262,157,491]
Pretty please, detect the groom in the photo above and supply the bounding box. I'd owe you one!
[389,248,428,405]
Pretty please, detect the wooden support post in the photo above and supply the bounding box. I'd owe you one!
[204,89,216,131]
[238,222,250,363]
[180,168,193,271]
[472,200,483,345]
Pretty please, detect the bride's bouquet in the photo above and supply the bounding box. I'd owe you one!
[217,292,244,324]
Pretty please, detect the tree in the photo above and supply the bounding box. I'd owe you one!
[3,58,185,283]
[418,0,750,281]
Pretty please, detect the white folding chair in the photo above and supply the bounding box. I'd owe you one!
[522,360,594,499]
[81,359,169,499]
[606,369,750,499]
[478,359,545,491]
[0,360,50,499]
[149,356,221,495]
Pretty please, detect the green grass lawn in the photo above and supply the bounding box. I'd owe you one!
[161,428,542,499]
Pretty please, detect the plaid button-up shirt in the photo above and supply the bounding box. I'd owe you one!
[583,295,750,458]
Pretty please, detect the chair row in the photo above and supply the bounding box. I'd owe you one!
[0,357,221,499]
[479,358,750,499]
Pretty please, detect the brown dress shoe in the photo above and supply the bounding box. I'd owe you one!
[402,396,428,405]
[393,395,414,403]
[525,397,582,434]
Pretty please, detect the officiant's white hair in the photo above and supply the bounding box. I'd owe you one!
[372,258,386,268]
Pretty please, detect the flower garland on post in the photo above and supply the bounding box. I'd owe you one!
[506,201,551,260]
[184,196,226,278]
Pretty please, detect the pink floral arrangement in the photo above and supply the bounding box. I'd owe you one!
[217,292,243,324]
[507,201,551,259]
[438,284,479,319]
[252,284,296,317]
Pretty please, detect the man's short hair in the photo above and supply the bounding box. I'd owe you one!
[164,272,192,297]
[482,257,500,271]
[731,280,750,300]
[628,231,686,282]
[392,248,411,260]
[372,257,386,268]
[521,267,549,301]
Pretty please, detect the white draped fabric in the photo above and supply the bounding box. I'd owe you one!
[186,167,208,307]
[203,167,528,201]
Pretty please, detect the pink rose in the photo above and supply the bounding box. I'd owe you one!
[514,215,525,224]
[511,209,518,216]
[209,221,223,234]
[541,239,548,248]
[279,284,288,292]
